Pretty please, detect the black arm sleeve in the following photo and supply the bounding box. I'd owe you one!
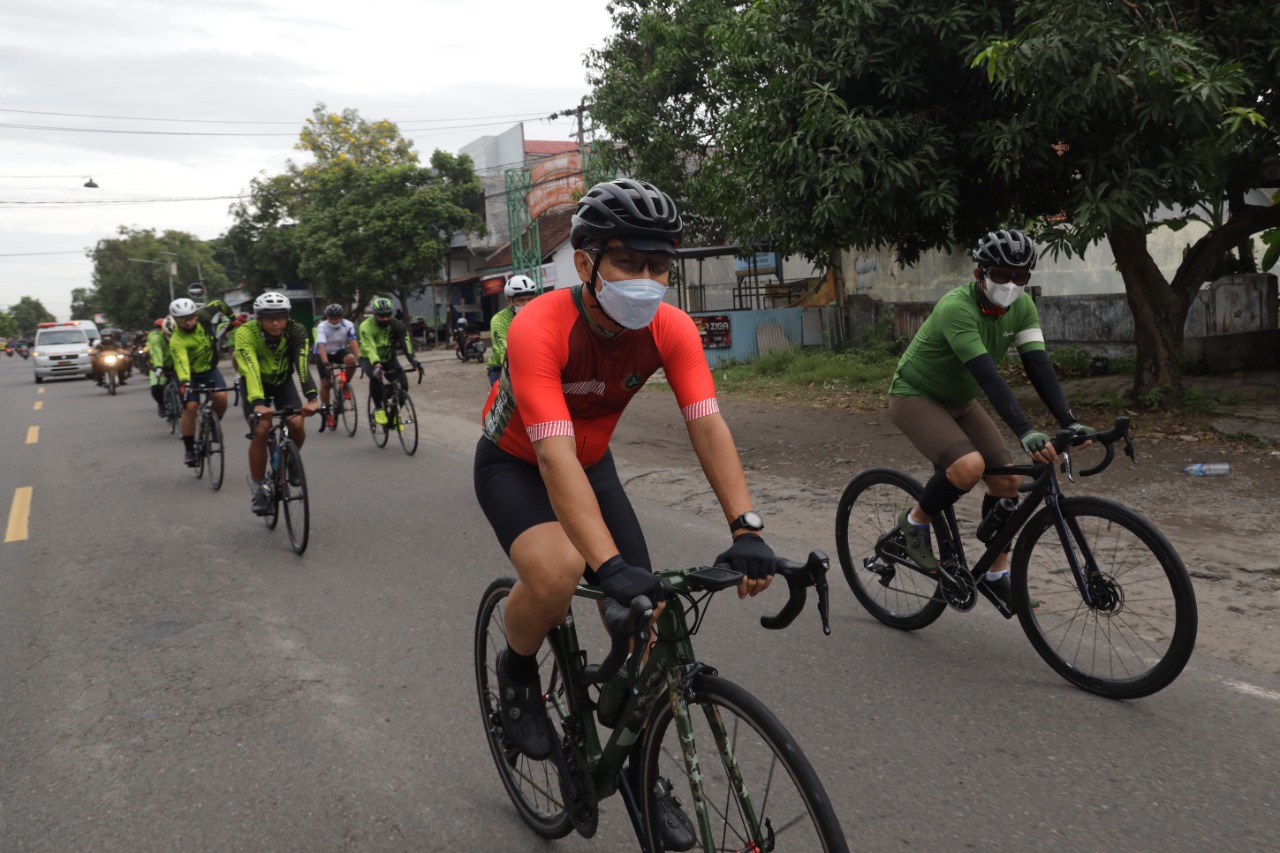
[964,353,1035,438]
[1020,349,1075,427]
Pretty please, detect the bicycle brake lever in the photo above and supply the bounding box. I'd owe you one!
[1061,451,1075,483]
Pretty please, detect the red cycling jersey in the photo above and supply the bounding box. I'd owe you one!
[481,285,719,466]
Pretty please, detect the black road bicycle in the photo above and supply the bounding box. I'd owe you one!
[475,552,849,851]
[163,376,182,435]
[190,383,234,491]
[319,362,359,437]
[836,417,1197,699]
[366,363,422,456]
[246,407,310,555]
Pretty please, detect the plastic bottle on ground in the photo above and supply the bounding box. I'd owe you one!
[1179,463,1230,477]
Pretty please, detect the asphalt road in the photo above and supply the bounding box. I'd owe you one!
[1,357,1277,852]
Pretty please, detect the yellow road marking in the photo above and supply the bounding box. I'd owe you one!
[33,400,43,411]
[26,426,38,444]
[37,387,45,394]
[5,487,32,543]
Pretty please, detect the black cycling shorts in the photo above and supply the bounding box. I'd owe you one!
[473,437,651,570]
[238,377,303,420]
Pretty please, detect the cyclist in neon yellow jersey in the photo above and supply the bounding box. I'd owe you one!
[233,292,319,515]
[358,297,421,429]
[170,296,233,468]
[487,274,538,385]
[146,317,174,418]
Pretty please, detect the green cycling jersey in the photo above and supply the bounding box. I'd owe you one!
[487,306,515,368]
[233,318,318,406]
[889,282,1046,408]
[170,299,231,382]
[357,316,413,366]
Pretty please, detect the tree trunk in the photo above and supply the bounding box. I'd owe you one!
[1107,228,1189,406]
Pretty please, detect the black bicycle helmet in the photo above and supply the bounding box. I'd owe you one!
[972,229,1038,270]
[570,178,683,253]
[324,303,344,318]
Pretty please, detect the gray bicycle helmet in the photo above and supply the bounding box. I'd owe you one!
[324,303,344,318]
[972,229,1038,269]
[570,178,683,253]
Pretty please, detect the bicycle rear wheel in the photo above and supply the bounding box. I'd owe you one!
[474,578,574,840]
[279,440,309,555]
[1013,496,1197,699]
[396,391,418,456]
[367,392,388,448]
[836,467,946,630]
[637,673,849,852]
[206,414,224,491]
[340,383,357,437]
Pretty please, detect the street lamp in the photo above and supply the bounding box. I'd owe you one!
[127,254,178,303]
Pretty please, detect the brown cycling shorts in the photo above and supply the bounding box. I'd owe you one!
[888,395,1014,471]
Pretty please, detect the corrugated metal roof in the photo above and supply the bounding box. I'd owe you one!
[525,140,579,156]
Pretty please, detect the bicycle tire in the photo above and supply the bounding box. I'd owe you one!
[836,467,946,630]
[264,440,280,531]
[367,392,389,448]
[637,673,849,853]
[194,416,207,480]
[166,384,180,434]
[340,383,357,437]
[474,578,574,840]
[396,391,418,456]
[207,413,224,491]
[279,440,309,555]
[1012,496,1197,699]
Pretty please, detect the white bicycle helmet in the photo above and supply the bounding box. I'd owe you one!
[253,291,292,316]
[169,297,198,318]
[505,274,538,298]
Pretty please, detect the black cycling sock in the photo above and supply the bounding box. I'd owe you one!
[182,435,194,452]
[919,469,969,516]
[503,646,540,682]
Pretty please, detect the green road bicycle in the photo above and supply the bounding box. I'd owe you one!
[189,383,234,491]
[836,417,1197,699]
[366,363,422,456]
[319,363,359,437]
[475,552,850,851]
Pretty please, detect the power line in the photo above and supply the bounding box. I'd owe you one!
[0,116,572,138]
[0,251,85,257]
[0,106,569,125]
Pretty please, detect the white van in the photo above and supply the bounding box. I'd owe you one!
[32,321,98,383]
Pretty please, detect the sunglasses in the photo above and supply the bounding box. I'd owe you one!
[984,268,1032,286]
[590,247,673,276]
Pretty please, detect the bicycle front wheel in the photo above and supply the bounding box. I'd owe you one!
[396,391,419,456]
[474,578,574,840]
[107,370,116,395]
[279,440,309,555]
[206,414,224,491]
[340,383,357,437]
[637,674,849,852]
[836,467,946,630]
[1013,496,1197,699]
[367,392,388,448]
[166,385,179,434]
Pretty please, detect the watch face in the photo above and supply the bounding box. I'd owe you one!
[741,511,763,530]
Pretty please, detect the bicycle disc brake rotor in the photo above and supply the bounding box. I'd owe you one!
[558,743,598,838]
[1087,572,1124,614]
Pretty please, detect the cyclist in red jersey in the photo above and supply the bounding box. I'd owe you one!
[475,180,775,785]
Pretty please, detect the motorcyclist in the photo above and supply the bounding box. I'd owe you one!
[90,329,130,386]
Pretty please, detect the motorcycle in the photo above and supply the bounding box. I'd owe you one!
[453,327,487,363]
[100,353,125,395]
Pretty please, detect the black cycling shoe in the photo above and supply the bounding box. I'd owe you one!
[984,572,1039,611]
[495,649,554,761]
[183,449,198,467]
[250,486,271,516]
[653,775,697,852]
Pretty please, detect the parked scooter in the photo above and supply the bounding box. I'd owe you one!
[452,322,487,363]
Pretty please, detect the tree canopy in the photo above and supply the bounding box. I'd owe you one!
[587,0,1280,398]
[86,228,231,330]
[225,104,485,313]
[7,296,56,337]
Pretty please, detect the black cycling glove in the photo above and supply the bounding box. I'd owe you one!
[595,555,665,607]
[715,533,776,582]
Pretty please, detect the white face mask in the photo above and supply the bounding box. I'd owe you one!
[594,273,667,329]
[327,319,343,328]
[983,279,1026,309]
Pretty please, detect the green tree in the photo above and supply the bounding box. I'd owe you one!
[87,228,232,329]
[226,103,485,313]
[587,0,1280,400]
[8,296,56,337]
[69,287,98,321]
[0,311,20,340]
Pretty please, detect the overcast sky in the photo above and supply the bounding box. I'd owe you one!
[0,0,615,320]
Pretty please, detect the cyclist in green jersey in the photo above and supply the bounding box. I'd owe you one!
[170,296,233,468]
[487,274,538,385]
[234,292,320,515]
[357,297,422,429]
[146,317,175,418]
[888,229,1094,608]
